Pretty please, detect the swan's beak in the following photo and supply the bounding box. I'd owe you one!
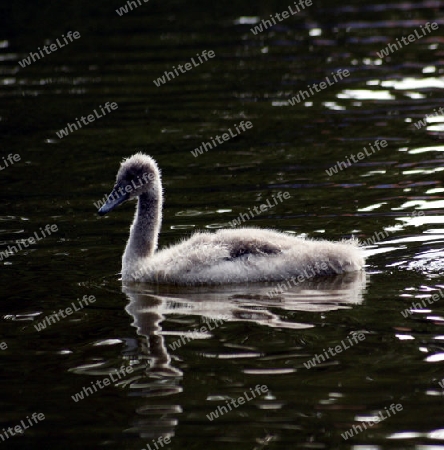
[97,188,129,216]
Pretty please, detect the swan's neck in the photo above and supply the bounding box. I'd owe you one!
[123,191,162,273]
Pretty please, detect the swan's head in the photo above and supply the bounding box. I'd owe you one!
[97,153,161,216]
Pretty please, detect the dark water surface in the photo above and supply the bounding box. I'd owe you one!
[2,0,444,448]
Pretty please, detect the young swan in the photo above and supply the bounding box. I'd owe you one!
[98,153,365,285]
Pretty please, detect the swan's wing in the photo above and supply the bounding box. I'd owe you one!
[227,241,282,259]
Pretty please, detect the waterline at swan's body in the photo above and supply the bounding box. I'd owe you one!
[98,153,365,285]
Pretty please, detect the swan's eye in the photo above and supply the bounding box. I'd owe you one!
[122,174,133,184]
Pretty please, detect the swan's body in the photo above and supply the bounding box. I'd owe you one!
[98,153,364,285]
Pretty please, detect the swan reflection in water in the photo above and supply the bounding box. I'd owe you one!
[122,270,367,445]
